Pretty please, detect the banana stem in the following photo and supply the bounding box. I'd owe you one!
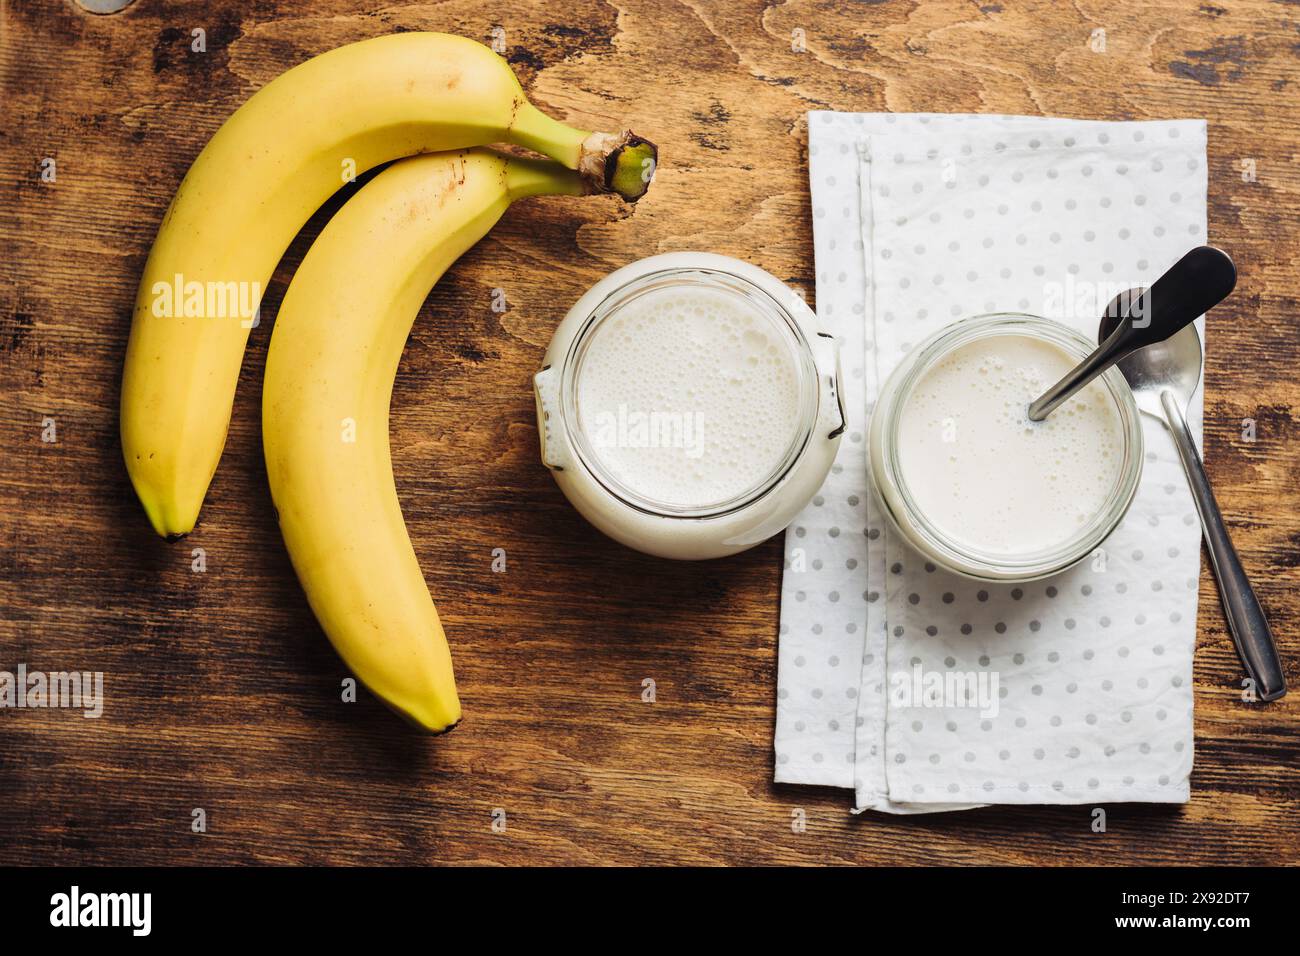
[510,102,585,167]
[505,154,591,201]
[510,102,658,203]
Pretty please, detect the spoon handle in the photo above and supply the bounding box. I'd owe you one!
[1160,390,1287,701]
[1030,247,1237,422]
[1027,333,1128,421]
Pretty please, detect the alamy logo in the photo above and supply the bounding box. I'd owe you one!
[588,404,706,459]
[0,664,103,717]
[1041,277,1148,326]
[151,273,261,326]
[889,663,1000,719]
[50,886,151,936]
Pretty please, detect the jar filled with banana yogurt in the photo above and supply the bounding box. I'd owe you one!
[868,313,1145,581]
[535,253,844,559]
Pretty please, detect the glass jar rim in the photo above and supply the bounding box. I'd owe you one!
[877,313,1144,579]
[559,266,820,519]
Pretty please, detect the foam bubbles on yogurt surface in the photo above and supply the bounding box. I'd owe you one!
[575,285,802,509]
[897,333,1126,556]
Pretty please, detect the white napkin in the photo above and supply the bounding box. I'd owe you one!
[776,113,1207,813]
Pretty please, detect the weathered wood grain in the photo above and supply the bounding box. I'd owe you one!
[1,0,1297,865]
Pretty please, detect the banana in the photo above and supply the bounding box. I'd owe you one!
[122,32,655,538]
[262,149,588,732]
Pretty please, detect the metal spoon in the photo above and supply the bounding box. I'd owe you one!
[1029,247,1237,421]
[1099,293,1287,702]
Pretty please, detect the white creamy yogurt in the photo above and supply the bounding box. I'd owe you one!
[574,284,803,509]
[896,332,1126,556]
[538,253,843,560]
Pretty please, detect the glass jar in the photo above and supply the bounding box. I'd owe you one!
[534,253,844,559]
[868,313,1144,581]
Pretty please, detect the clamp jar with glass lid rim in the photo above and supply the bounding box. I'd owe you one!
[534,252,845,560]
[868,313,1145,582]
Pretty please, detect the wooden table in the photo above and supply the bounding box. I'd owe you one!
[1,0,1297,866]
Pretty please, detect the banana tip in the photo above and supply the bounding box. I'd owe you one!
[428,717,462,736]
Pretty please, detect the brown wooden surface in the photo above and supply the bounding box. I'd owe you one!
[2,0,1298,866]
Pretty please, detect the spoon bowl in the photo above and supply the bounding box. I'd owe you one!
[1097,313,1203,420]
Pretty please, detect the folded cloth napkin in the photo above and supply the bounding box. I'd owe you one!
[776,113,1207,812]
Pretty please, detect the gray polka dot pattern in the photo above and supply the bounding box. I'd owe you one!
[778,112,1204,813]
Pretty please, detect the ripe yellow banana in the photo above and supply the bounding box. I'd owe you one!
[262,149,588,732]
[122,32,655,538]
